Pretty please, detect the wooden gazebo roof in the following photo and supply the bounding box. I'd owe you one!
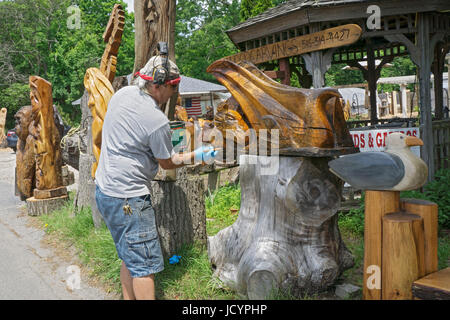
[224,0,450,181]
[227,0,449,48]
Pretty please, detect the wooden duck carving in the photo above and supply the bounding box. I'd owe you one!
[206,59,356,156]
[329,133,428,191]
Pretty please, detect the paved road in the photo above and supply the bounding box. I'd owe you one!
[0,150,118,300]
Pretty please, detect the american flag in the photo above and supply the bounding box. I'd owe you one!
[185,97,203,117]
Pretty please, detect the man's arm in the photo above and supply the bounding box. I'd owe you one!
[157,151,195,170]
[157,146,219,170]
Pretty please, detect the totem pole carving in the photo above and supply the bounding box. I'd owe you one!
[29,76,65,198]
[15,106,36,200]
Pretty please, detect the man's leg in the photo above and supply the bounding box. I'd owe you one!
[132,274,156,300]
[120,261,136,300]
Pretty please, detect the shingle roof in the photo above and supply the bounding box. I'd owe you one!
[227,0,371,33]
[179,75,227,95]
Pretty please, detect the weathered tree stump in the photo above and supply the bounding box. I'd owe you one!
[208,155,353,299]
[26,195,69,216]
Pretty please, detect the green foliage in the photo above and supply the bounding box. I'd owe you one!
[240,0,274,21]
[205,184,241,236]
[379,56,417,92]
[175,0,241,82]
[325,63,365,87]
[401,169,450,230]
[338,193,366,237]
[0,83,31,129]
[0,0,135,127]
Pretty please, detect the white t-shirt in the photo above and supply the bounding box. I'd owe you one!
[95,85,174,198]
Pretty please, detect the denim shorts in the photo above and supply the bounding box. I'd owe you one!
[95,185,164,278]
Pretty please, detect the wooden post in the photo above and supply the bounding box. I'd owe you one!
[366,39,379,123]
[279,58,291,86]
[382,212,425,300]
[401,198,438,275]
[400,84,408,118]
[432,43,448,120]
[417,13,435,182]
[363,190,400,300]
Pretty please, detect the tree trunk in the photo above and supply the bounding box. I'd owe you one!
[133,0,177,120]
[208,155,354,299]
[151,167,207,258]
[133,0,176,73]
[75,90,103,228]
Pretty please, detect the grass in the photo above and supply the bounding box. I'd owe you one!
[38,194,122,293]
[35,183,450,300]
[205,184,241,236]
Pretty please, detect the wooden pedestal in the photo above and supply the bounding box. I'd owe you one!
[363,190,400,300]
[382,212,425,300]
[208,155,353,299]
[26,195,69,216]
[363,192,439,300]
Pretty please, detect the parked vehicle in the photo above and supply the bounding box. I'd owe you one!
[6,129,18,152]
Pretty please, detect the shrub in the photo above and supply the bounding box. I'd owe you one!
[401,168,450,230]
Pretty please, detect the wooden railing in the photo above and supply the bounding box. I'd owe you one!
[432,119,450,171]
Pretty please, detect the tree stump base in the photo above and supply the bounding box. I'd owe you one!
[26,195,69,216]
[208,155,353,299]
[150,166,207,259]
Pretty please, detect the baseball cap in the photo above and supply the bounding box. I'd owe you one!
[135,55,181,85]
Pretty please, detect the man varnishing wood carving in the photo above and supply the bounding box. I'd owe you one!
[94,43,218,300]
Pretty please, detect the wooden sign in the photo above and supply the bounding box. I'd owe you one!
[225,24,362,65]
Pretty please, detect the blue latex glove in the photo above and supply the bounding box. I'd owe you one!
[194,145,218,163]
[169,255,181,265]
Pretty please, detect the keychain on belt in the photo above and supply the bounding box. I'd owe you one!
[123,200,133,215]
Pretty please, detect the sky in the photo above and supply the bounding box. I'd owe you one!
[123,0,134,13]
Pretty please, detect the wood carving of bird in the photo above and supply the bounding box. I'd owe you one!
[206,59,356,156]
[328,133,428,191]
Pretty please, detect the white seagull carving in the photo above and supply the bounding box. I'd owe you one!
[329,132,428,191]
